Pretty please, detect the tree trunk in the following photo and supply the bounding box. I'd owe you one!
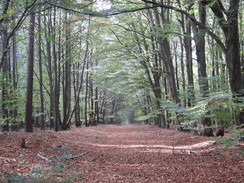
[25,12,35,132]
[38,11,45,130]
[176,0,195,107]
[62,12,72,130]
[44,11,54,129]
[89,73,95,125]
[194,3,213,136]
[144,7,167,127]
[225,1,243,125]
[173,42,180,91]
[201,0,243,125]
[95,87,99,125]
[179,37,186,107]
[11,32,18,127]
[84,60,89,127]
[156,3,180,127]
[73,62,81,127]
[1,27,9,131]
[52,6,61,131]
[192,3,209,98]
[183,16,195,107]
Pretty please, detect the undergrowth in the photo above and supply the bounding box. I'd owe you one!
[4,146,84,183]
[5,172,82,183]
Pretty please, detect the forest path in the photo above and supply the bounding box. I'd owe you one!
[0,125,243,182]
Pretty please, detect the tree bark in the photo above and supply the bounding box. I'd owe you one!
[179,36,186,107]
[202,0,243,125]
[192,2,209,97]
[62,12,72,130]
[225,1,243,125]
[11,32,18,126]
[84,58,89,127]
[25,12,35,132]
[95,87,99,125]
[44,11,54,129]
[176,0,195,107]
[38,11,45,130]
[52,6,61,131]
[1,27,9,131]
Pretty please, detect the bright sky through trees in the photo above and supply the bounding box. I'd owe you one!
[96,0,112,10]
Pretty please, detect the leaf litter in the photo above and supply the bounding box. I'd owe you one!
[0,125,243,182]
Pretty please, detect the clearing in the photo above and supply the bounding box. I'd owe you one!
[0,125,243,182]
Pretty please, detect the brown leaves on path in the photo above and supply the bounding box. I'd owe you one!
[0,124,243,183]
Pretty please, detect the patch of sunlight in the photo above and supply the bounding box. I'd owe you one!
[87,141,216,150]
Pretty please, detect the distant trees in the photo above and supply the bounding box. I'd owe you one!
[1,0,37,131]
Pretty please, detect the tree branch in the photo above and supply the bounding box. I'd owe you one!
[141,0,226,55]
[0,0,38,69]
[201,0,228,38]
[42,1,159,17]
[217,0,227,15]
[0,0,11,26]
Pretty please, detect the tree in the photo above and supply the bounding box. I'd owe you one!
[141,0,243,125]
[38,9,45,130]
[205,0,244,125]
[25,11,35,132]
[191,2,209,97]
[1,25,9,131]
[177,0,195,107]
[0,0,37,69]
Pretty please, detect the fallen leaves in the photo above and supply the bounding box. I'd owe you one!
[0,125,243,182]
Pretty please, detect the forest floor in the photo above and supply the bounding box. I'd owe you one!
[0,125,243,183]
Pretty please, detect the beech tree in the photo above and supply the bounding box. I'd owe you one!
[25,11,35,132]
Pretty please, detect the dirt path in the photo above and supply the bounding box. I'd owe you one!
[0,125,243,182]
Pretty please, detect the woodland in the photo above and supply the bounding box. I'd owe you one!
[0,0,244,182]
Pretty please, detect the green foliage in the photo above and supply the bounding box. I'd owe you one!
[90,23,149,122]
[6,173,27,183]
[187,3,198,15]
[5,148,84,182]
[135,112,158,122]
[5,172,82,183]
[4,147,84,182]
[161,92,234,130]
[205,93,233,127]
[0,77,26,128]
[215,129,244,156]
[30,174,82,183]
[207,0,217,7]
